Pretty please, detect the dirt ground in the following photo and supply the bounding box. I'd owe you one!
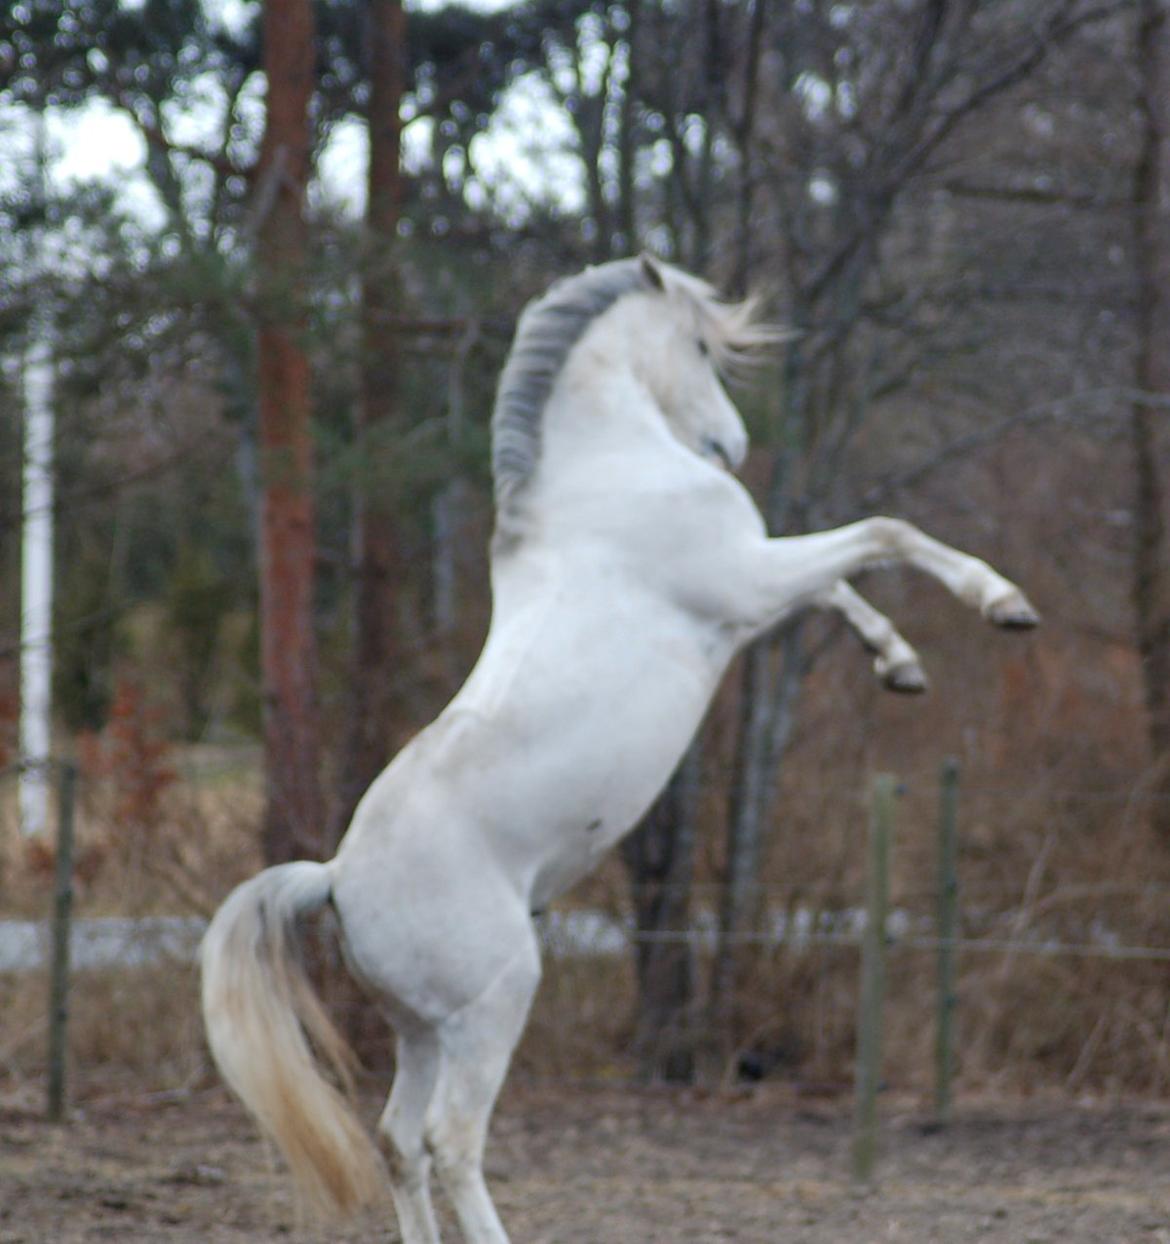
[1,1082,1168,1243]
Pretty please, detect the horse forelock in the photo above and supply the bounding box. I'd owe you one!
[490,258,777,528]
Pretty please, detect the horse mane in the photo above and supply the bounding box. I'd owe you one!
[491,258,645,517]
[490,256,777,529]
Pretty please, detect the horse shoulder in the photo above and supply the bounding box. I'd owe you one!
[621,467,764,574]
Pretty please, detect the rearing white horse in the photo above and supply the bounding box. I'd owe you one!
[201,256,1037,1244]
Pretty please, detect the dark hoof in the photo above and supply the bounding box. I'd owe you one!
[881,661,928,695]
[986,591,1040,630]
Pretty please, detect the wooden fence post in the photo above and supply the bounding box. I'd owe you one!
[47,761,76,1123]
[852,773,896,1184]
[935,757,960,1126]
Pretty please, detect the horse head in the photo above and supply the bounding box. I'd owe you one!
[625,254,759,473]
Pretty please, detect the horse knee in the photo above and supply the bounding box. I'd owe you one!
[867,515,916,555]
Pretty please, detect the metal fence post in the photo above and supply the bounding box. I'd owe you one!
[47,761,76,1123]
[935,757,960,1126]
[852,773,896,1184]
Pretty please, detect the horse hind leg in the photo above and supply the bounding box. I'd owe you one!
[378,1025,443,1244]
[426,940,541,1244]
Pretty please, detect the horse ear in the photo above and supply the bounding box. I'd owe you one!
[639,253,665,292]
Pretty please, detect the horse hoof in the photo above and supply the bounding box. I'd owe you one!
[881,661,928,695]
[986,591,1040,630]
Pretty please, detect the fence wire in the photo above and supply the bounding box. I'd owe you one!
[617,926,1170,962]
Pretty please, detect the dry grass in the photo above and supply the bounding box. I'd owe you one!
[0,745,262,1105]
[3,659,1170,1112]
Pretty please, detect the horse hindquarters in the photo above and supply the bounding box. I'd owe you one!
[200,860,384,1217]
[331,832,542,1244]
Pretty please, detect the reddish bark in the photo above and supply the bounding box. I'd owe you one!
[256,0,324,864]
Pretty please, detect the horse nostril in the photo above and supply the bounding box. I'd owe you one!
[701,440,731,472]
[702,437,734,471]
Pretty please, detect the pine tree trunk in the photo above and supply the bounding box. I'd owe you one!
[256,0,324,864]
[1133,0,1170,841]
[334,0,408,840]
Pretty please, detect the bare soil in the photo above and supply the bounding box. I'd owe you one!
[1,1083,1168,1243]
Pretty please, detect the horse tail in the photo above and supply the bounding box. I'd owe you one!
[200,860,384,1217]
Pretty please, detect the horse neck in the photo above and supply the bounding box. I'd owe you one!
[538,354,671,494]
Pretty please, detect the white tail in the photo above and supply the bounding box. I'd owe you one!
[200,860,384,1217]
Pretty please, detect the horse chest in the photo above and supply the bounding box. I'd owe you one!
[510,657,717,907]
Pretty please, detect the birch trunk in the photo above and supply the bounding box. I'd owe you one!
[19,327,54,839]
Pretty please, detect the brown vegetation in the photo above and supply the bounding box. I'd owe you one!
[2,551,1168,1104]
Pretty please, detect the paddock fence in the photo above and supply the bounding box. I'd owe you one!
[2,754,1170,1182]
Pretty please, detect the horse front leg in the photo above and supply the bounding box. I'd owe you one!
[816,581,927,693]
[731,516,1039,639]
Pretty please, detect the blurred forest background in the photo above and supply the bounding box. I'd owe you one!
[2,0,1170,1103]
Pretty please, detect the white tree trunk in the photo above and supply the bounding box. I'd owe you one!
[20,328,54,837]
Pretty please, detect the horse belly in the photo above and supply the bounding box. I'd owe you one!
[510,656,719,906]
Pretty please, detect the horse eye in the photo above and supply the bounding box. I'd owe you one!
[697,339,710,358]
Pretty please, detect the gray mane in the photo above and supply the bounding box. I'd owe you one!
[491,258,649,517]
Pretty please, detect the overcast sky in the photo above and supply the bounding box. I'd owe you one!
[0,0,585,235]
